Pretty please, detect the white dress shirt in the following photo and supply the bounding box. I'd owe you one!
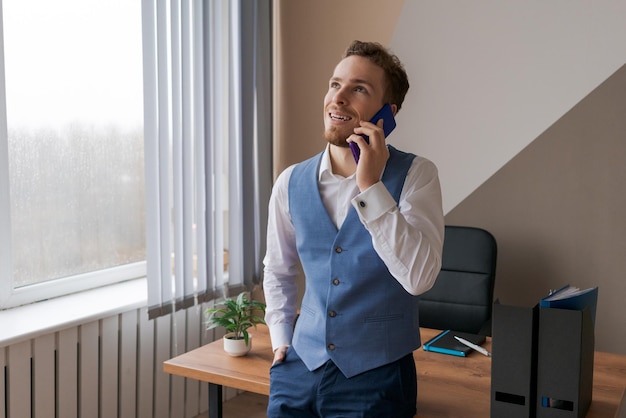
[263,145,444,350]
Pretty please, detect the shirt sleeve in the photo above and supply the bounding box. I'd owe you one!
[262,165,300,350]
[351,156,445,295]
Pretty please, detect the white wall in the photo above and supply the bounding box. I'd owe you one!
[390,1,626,213]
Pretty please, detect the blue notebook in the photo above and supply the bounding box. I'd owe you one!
[422,330,486,357]
[540,285,599,326]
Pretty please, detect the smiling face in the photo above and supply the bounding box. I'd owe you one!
[323,55,388,147]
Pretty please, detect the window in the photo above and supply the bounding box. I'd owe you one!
[0,0,145,308]
[0,0,272,312]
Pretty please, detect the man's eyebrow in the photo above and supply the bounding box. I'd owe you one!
[330,76,376,89]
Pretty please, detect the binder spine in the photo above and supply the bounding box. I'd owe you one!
[490,304,539,418]
[535,307,594,418]
[491,304,595,418]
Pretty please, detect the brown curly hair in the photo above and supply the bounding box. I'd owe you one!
[343,40,410,112]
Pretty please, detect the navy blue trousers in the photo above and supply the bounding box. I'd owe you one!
[267,346,417,418]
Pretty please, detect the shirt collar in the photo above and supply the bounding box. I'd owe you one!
[318,144,355,181]
[318,144,333,181]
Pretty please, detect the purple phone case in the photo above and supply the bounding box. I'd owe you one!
[350,104,396,163]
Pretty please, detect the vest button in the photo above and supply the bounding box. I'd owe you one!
[329,310,337,318]
[332,278,340,285]
[359,200,366,208]
[335,247,342,253]
[328,344,336,351]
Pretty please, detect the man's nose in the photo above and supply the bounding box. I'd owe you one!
[332,88,349,105]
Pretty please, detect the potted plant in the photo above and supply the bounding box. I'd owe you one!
[205,291,266,356]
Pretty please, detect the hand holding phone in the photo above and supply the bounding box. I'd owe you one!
[349,103,396,164]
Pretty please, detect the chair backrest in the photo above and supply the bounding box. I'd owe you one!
[419,225,497,335]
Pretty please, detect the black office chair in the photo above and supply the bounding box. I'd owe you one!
[419,225,497,336]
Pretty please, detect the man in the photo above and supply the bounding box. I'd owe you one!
[263,40,444,417]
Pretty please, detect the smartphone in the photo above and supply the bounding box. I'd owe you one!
[349,103,397,163]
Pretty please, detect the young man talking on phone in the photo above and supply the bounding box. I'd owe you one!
[263,40,445,417]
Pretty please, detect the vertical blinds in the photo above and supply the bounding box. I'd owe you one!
[142,0,272,320]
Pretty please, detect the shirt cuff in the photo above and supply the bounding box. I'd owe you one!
[351,181,396,223]
[268,322,294,351]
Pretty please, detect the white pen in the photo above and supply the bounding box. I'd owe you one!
[454,336,491,357]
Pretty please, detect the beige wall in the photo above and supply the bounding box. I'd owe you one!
[273,0,626,355]
[445,64,626,354]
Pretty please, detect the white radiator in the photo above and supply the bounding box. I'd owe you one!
[0,304,237,418]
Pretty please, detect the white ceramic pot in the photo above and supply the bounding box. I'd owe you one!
[223,332,252,357]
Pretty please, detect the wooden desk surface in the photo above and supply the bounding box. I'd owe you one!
[164,325,626,418]
[164,327,273,395]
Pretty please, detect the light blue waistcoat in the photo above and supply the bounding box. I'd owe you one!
[289,145,422,378]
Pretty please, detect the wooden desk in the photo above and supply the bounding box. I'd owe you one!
[164,325,626,418]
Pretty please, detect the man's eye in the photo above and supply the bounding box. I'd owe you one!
[330,82,340,89]
[354,86,366,93]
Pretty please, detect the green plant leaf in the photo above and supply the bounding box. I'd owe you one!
[205,291,266,341]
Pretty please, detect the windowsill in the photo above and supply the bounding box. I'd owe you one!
[0,278,147,347]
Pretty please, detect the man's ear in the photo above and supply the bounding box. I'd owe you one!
[390,103,398,116]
